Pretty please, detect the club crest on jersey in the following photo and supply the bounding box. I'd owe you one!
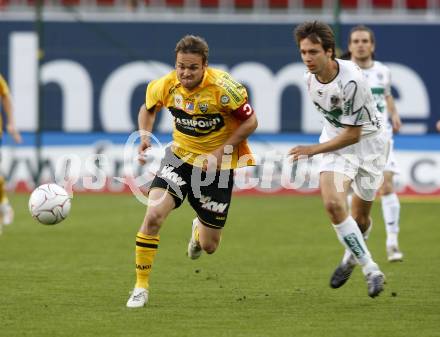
[377,73,383,80]
[174,95,183,109]
[198,102,209,113]
[330,95,340,107]
[220,95,230,105]
[185,101,195,112]
[317,89,324,97]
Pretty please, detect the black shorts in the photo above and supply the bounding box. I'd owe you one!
[150,148,234,229]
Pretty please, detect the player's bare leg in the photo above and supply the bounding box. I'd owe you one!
[127,188,175,308]
[380,171,403,262]
[320,172,352,225]
[188,217,222,259]
[351,194,373,233]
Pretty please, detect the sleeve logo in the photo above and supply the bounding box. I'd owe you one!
[220,95,230,105]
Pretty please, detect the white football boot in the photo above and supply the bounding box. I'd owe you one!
[363,262,385,298]
[0,203,14,226]
[126,288,148,308]
[187,218,202,260]
[387,246,404,262]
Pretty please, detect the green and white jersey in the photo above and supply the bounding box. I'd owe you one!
[361,61,392,135]
[305,59,381,139]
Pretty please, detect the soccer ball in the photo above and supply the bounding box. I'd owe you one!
[28,183,72,225]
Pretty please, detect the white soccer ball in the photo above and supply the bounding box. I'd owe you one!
[28,183,72,225]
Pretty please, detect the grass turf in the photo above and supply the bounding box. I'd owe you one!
[0,194,439,337]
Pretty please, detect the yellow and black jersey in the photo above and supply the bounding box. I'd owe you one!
[146,68,255,169]
[0,73,10,132]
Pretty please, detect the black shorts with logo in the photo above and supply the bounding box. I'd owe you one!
[149,148,234,229]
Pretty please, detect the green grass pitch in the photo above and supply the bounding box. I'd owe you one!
[0,193,439,337]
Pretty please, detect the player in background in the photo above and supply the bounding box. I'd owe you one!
[345,25,403,262]
[126,35,258,308]
[0,73,22,233]
[290,21,387,297]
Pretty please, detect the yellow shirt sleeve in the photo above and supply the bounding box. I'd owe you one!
[145,77,166,111]
[218,73,248,111]
[216,72,255,168]
[0,74,10,97]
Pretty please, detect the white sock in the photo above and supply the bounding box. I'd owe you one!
[0,203,8,213]
[341,220,373,265]
[381,193,400,247]
[341,249,356,265]
[386,232,399,248]
[333,216,373,267]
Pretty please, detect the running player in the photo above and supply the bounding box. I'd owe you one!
[126,35,258,308]
[0,73,22,232]
[290,21,387,297]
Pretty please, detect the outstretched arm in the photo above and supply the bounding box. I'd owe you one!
[219,113,258,151]
[386,95,401,133]
[2,94,22,144]
[289,125,362,161]
[137,104,158,165]
[208,103,258,170]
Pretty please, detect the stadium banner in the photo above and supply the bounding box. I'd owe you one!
[2,133,440,196]
[0,20,439,134]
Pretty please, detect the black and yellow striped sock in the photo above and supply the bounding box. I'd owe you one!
[0,176,8,204]
[135,232,159,289]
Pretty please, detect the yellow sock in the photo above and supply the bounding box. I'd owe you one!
[0,176,8,204]
[135,232,159,289]
[194,221,200,243]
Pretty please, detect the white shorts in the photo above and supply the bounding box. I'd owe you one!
[318,129,389,201]
[384,137,400,174]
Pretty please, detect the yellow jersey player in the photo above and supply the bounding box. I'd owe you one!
[126,35,258,308]
[0,73,22,233]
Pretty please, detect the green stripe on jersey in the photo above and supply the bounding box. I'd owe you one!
[371,87,385,95]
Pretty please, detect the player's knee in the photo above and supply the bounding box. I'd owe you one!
[380,182,393,195]
[324,199,345,218]
[200,239,219,254]
[380,173,394,195]
[145,209,166,229]
[201,244,217,254]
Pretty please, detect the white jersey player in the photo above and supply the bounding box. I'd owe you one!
[348,25,403,263]
[362,62,392,131]
[291,21,386,298]
[306,58,382,138]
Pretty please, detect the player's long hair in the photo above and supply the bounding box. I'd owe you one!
[175,35,209,64]
[293,21,336,59]
[342,25,376,60]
